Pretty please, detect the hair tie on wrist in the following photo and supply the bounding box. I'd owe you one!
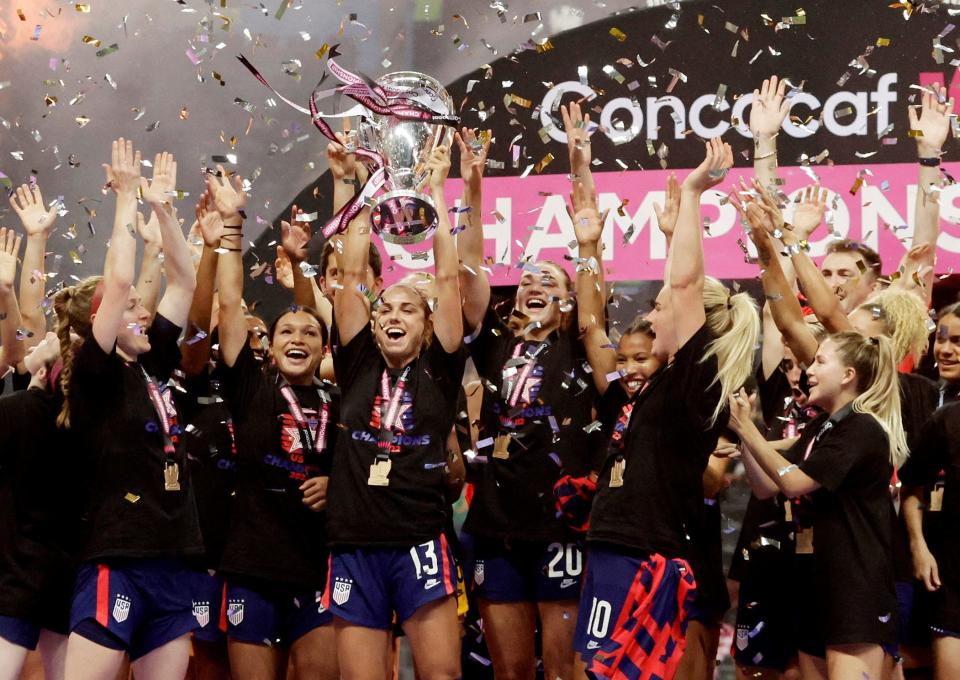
[919,157,941,167]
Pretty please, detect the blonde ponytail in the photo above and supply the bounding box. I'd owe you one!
[832,331,909,468]
[700,277,761,426]
[52,276,102,429]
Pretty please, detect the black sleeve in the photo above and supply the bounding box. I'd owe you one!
[70,334,123,414]
[0,391,19,456]
[219,343,267,415]
[899,411,948,488]
[332,323,380,391]
[141,313,184,382]
[466,305,510,380]
[672,324,723,431]
[757,363,789,426]
[800,416,887,492]
[11,369,31,393]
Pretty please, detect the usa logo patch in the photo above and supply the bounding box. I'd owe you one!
[332,577,352,606]
[227,599,244,626]
[112,594,131,623]
[474,561,485,586]
[193,601,210,628]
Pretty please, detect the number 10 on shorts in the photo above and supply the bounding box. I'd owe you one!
[586,597,612,639]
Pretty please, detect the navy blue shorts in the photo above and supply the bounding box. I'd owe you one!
[223,577,332,647]
[0,615,40,650]
[472,538,583,603]
[324,535,457,630]
[70,559,202,660]
[574,545,652,665]
[190,570,226,643]
[732,546,796,671]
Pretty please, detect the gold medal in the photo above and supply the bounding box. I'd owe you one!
[493,434,511,460]
[609,457,625,488]
[783,499,793,523]
[164,462,181,491]
[368,459,392,487]
[930,482,945,512]
[795,527,814,554]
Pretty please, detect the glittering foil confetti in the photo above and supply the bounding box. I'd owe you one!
[75,3,91,11]
[96,43,119,57]
[602,65,625,84]
[534,153,554,173]
[609,27,627,42]
[82,35,102,47]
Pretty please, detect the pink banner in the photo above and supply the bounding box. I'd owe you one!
[380,162,960,286]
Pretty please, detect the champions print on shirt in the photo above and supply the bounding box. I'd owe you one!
[269,408,324,483]
[351,383,432,450]
[494,349,547,426]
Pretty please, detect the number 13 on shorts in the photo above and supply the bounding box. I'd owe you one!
[409,541,440,579]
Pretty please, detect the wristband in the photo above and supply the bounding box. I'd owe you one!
[785,240,810,256]
[777,464,798,477]
[919,157,942,167]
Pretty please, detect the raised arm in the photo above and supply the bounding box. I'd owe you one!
[93,138,142,353]
[453,128,491,333]
[908,84,954,305]
[561,102,596,207]
[9,183,57,348]
[134,211,163,319]
[750,75,791,193]
[207,165,248,367]
[141,152,196,328]
[426,145,463,353]
[571,182,615,393]
[736,198,820,366]
[328,120,367,215]
[671,138,733,348]
[180,192,224,377]
[334,205,373,346]
[280,204,317,309]
[0,228,25,371]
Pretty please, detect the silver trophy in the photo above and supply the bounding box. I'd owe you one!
[358,72,454,245]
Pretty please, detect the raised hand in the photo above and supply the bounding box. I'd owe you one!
[909,84,956,157]
[568,182,603,245]
[9,183,57,236]
[561,101,592,172]
[653,173,680,240]
[274,246,294,290]
[792,183,829,239]
[727,388,754,437]
[136,211,162,247]
[102,137,142,196]
[327,118,367,183]
[682,138,734,194]
[750,178,787,235]
[749,75,792,140]
[195,190,225,248]
[280,204,311,264]
[454,127,490,191]
[0,227,22,289]
[427,145,451,191]
[139,151,177,206]
[22,331,59,376]
[205,164,247,223]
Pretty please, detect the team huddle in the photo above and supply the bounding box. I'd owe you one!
[0,74,959,680]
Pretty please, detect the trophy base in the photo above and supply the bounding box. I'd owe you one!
[370,190,439,245]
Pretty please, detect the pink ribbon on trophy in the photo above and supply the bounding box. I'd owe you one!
[237,53,458,239]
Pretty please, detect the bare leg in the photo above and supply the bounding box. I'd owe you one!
[825,644,884,680]
[190,637,231,680]
[477,599,537,680]
[227,639,287,680]
[933,635,960,680]
[38,630,69,680]
[290,625,338,680]
[676,621,720,680]
[335,619,391,680]
[797,651,827,680]
[64,633,127,680]
[130,633,192,680]
[403,596,460,680]
[538,600,578,680]
[0,636,29,680]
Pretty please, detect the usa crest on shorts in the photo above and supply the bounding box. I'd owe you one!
[332,577,352,606]
[193,601,210,628]
[112,594,131,623]
[227,599,245,626]
[474,560,485,586]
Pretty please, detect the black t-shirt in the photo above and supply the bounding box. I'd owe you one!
[0,387,83,623]
[800,408,897,641]
[70,314,203,561]
[588,324,726,558]
[464,306,603,543]
[180,371,239,568]
[327,323,466,547]
[219,343,337,588]
[899,402,960,585]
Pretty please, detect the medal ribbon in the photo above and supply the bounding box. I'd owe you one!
[506,342,547,408]
[377,366,412,457]
[279,383,330,456]
[141,367,178,464]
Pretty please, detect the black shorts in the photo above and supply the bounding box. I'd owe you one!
[931,579,960,638]
[733,546,796,670]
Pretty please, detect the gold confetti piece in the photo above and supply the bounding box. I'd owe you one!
[876,37,891,46]
[124,492,141,503]
[534,153,554,173]
[75,3,91,11]
[44,95,57,107]
[179,106,189,120]
[509,93,532,108]
[82,35,102,47]
[850,177,864,195]
[315,43,330,60]
[96,43,119,57]
[610,27,627,42]
[908,129,924,137]
[17,9,26,20]
[535,40,553,53]
[213,72,225,86]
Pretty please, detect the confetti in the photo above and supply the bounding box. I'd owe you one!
[609,27,627,42]
[96,43,119,58]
